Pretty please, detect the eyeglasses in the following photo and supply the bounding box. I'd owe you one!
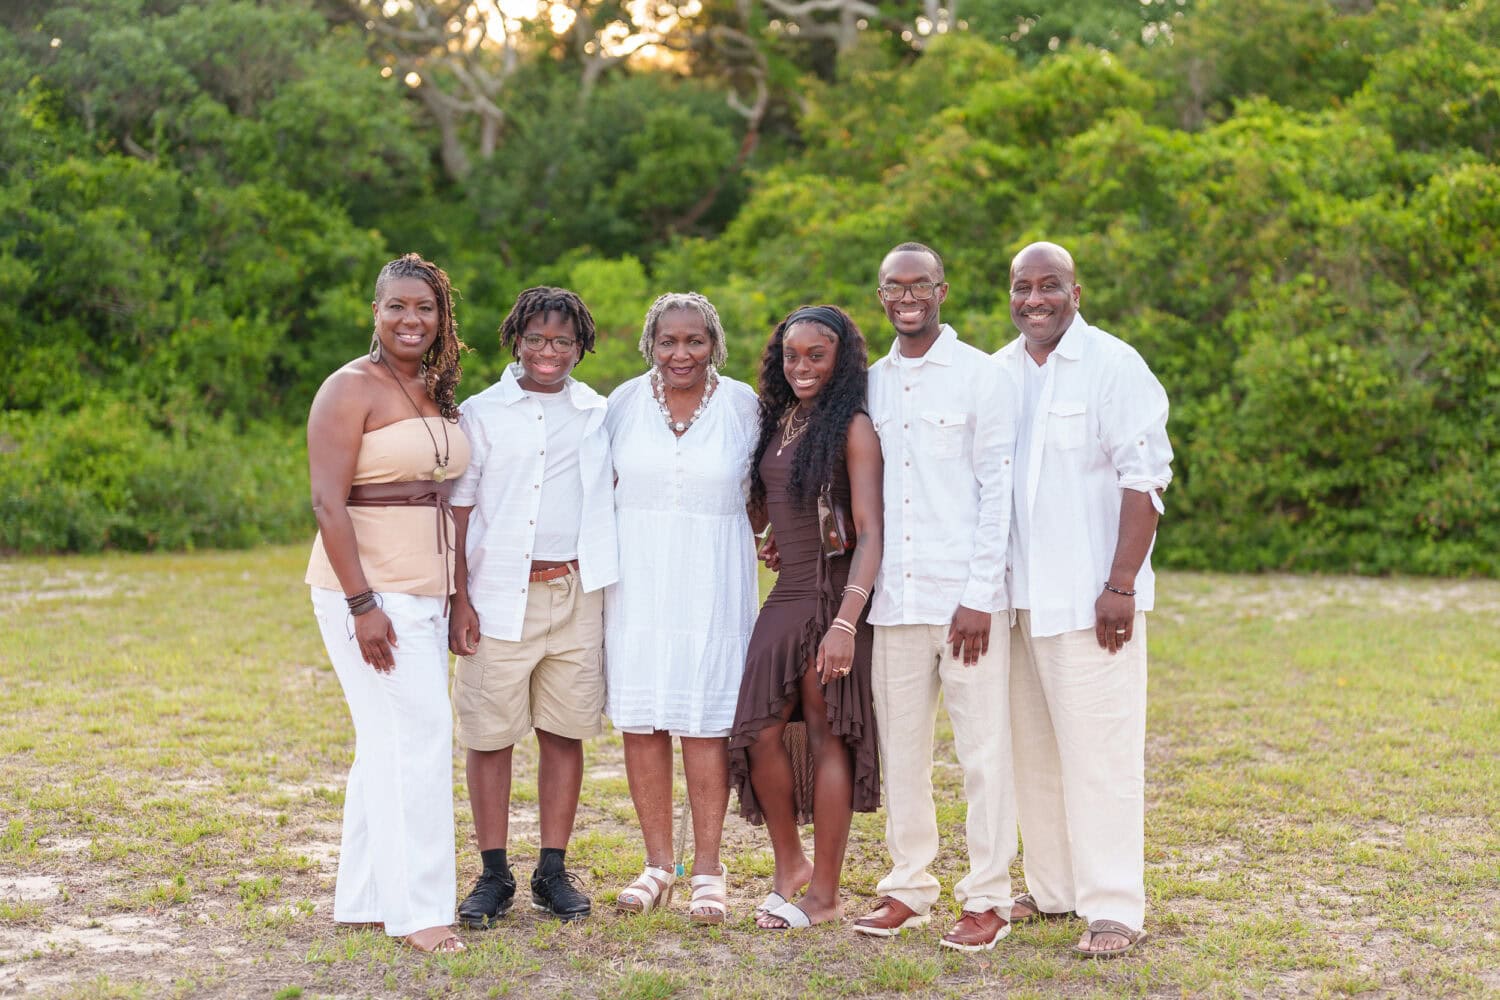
[520,335,577,352]
[877,281,943,302]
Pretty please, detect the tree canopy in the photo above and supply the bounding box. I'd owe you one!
[1,0,1495,573]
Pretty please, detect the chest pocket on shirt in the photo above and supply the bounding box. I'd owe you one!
[1046,401,1089,451]
[921,411,966,459]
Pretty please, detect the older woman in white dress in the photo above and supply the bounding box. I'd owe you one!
[604,291,762,925]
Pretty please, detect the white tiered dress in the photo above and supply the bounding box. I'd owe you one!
[603,372,760,736]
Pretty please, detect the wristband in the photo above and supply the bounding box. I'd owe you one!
[1102,582,1137,598]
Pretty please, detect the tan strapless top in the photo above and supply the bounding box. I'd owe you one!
[305,417,472,598]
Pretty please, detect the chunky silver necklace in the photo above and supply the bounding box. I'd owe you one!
[651,366,717,435]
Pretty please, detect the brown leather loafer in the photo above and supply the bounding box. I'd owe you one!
[939,908,1011,952]
[852,896,931,938]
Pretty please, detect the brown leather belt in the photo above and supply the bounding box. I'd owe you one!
[346,480,455,608]
[529,560,578,583]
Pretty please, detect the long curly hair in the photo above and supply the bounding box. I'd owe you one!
[374,253,466,419]
[498,286,598,361]
[750,305,869,507]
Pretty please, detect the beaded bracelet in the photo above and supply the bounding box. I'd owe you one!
[1102,582,1137,598]
[346,590,379,616]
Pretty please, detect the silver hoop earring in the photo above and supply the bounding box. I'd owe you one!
[368,332,382,363]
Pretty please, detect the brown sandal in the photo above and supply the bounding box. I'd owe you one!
[1073,919,1147,958]
[405,927,466,954]
[1011,893,1074,924]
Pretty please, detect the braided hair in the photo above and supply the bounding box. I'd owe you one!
[637,292,729,367]
[498,286,598,362]
[374,253,466,419]
[750,305,869,507]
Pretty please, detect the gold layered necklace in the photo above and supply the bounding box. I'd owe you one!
[777,405,812,456]
[382,357,450,482]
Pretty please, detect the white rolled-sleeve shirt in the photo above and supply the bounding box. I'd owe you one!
[994,313,1173,638]
[450,363,619,642]
[867,325,1018,627]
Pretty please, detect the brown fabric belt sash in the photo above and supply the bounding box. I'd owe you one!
[346,480,455,610]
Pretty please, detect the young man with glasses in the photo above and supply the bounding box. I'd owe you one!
[853,242,1021,951]
[447,287,618,925]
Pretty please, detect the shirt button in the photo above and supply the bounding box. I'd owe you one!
[529,520,535,525]
[904,461,910,467]
[540,450,545,455]
[905,572,911,578]
[904,386,911,392]
[904,498,910,504]
[903,423,909,429]
[1003,458,1011,465]
[524,553,530,559]
[905,535,911,541]
[537,415,543,420]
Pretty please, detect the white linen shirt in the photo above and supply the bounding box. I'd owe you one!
[867,325,1017,627]
[994,313,1173,638]
[450,363,619,642]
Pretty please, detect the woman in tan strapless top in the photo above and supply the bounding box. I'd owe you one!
[304,253,471,955]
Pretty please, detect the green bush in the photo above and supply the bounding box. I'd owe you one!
[0,402,310,552]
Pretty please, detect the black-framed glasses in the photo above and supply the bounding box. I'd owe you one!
[877,281,943,302]
[521,335,577,352]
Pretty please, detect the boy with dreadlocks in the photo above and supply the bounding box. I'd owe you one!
[447,287,618,925]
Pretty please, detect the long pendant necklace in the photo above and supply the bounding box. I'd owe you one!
[382,357,450,482]
[777,404,811,456]
[651,366,718,436]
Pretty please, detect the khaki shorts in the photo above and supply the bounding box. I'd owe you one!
[454,570,605,750]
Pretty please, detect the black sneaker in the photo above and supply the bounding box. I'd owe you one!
[458,868,515,928]
[530,867,591,922]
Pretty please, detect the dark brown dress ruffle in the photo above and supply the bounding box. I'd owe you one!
[728,440,879,825]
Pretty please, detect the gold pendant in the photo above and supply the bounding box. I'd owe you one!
[433,465,447,483]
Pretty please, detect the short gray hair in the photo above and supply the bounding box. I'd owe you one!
[638,292,729,367]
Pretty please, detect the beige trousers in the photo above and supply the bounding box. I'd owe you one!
[1010,610,1148,929]
[871,617,1015,915]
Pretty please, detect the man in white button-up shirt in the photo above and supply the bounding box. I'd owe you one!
[995,242,1172,959]
[447,288,620,927]
[851,242,1020,952]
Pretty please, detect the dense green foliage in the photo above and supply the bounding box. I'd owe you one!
[1,0,1495,574]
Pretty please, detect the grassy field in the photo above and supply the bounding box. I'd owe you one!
[0,546,1496,999]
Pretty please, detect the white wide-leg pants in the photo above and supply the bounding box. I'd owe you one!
[871,616,1015,915]
[1010,610,1148,929]
[311,587,457,937]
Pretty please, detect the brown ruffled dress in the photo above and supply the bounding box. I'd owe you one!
[728,440,880,825]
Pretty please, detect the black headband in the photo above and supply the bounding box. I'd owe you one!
[784,305,848,339]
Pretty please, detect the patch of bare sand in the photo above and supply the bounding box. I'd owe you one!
[0,569,141,609]
[1158,574,1500,623]
[0,876,59,902]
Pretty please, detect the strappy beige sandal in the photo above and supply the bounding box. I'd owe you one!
[688,864,729,925]
[1073,919,1148,958]
[616,864,675,914]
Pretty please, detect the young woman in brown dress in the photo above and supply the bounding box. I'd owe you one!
[728,305,884,929]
